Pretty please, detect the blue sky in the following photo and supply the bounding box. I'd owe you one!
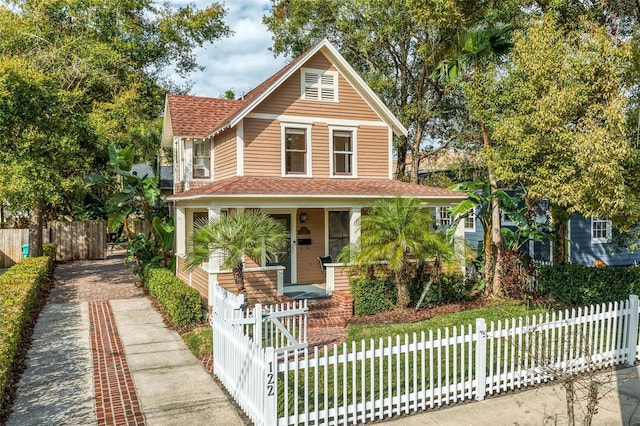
[169,1,288,98]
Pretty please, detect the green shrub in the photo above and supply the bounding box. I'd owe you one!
[536,263,640,306]
[181,327,213,357]
[42,243,57,260]
[141,267,204,327]
[413,272,472,307]
[0,255,54,412]
[350,276,397,316]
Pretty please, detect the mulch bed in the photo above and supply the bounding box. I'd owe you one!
[346,298,486,325]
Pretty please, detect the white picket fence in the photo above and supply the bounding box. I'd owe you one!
[212,292,640,426]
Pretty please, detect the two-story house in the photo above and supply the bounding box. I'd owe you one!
[161,39,466,304]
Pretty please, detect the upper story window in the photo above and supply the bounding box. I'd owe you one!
[591,217,611,243]
[282,125,312,176]
[330,128,356,177]
[192,139,211,179]
[301,68,338,102]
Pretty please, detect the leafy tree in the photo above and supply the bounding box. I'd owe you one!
[487,16,639,264]
[433,24,513,295]
[345,197,453,309]
[87,144,174,274]
[185,211,288,298]
[264,0,520,182]
[0,0,230,255]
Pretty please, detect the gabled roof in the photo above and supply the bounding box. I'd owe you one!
[168,177,464,201]
[161,39,408,146]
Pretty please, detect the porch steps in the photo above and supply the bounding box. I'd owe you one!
[306,290,353,329]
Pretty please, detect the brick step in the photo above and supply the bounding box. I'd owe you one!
[308,316,346,328]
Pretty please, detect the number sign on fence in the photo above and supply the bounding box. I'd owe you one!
[212,290,640,426]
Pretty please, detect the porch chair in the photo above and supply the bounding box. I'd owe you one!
[318,256,332,271]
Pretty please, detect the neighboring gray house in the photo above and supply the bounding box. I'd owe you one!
[434,204,640,267]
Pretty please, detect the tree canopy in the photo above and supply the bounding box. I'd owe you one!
[0,0,230,253]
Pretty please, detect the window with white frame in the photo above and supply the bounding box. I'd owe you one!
[301,68,338,102]
[435,207,452,227]
[192,139,211,179]
[591,217,611,243]
[283,127,309,175]
[464,208,476,232]
[331,128,355,176]
[328,211,350,260]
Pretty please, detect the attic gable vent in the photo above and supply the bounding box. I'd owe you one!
[301,68,338,102]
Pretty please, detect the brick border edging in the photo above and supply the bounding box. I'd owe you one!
[89,301,144,425]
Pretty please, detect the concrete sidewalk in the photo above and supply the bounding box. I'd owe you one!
[384,365,640,425]
[7,250,243,425]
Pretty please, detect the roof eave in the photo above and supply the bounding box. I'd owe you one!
[168,193,465,202]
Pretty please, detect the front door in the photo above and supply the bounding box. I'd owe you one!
[270,214,292,283]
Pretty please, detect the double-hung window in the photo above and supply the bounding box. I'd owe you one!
[591,217,611,243]
[330,128,356,176]
[301,68,338,102]
[435,207,452,228]
[192,139,211,179]
[464,208,476,232]
[282,125,311,176]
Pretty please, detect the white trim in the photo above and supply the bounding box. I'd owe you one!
[567,218,571,262]
[591,217,612,244]
[281,123,313,177]
[328,125,357,178]
[300,67,339,102]
[463,207,476,233]
[247,112,386,128]
[214,40,406,137]
[236,120,244,176]
[175,207,186,255]
[388,128,394,180]
[169,193,466,203]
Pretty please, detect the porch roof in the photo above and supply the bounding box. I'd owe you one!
[168,177,465,201]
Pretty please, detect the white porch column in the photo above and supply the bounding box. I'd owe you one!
[207,208,222,271]
[175,207,186,256]
[349,208,361,250]
[454,218,466,275]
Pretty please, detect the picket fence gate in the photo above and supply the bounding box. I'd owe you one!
[212,291,640,426]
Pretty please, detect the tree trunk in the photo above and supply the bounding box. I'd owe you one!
[394,135,409,181]
[552,205,570,265]
[232,262,247,302]
[563,380,576,426]
[28,198,44,257]
[481,123,503,296]
[396,262,412,309]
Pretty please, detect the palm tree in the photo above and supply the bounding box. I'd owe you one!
[347,197,453,309]
[433,25,513,295]
[185,210,288,297]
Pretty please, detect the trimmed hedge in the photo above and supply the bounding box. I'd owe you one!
[536,263,640,306]
[0,254,54,411]
[141,267,204,327]
[350,276,397,316]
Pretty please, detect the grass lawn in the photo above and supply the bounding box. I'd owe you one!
[346,301,551,344]
[181,327,212,358]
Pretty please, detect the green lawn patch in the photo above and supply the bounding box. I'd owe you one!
[181,327,213,358]
[346,301,550,343]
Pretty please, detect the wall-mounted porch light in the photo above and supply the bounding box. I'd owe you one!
[299,212,307,223]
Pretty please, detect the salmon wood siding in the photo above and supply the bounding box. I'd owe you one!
[252,52,380,122]
[214,127,236,180]
[243,118,281,176]
[357,126,389,178]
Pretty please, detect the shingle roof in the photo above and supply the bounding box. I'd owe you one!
[166,95,243,138]
[166,43,311,139]
[169,177,465,200]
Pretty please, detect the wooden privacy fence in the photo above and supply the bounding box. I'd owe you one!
[213,294,640,426]
[0,220,107,267]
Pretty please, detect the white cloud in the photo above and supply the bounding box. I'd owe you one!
[169,1,288,98]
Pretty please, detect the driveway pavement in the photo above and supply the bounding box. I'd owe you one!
[7,249,243,425]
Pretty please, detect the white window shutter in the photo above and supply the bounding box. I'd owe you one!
[606,221,612,242]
